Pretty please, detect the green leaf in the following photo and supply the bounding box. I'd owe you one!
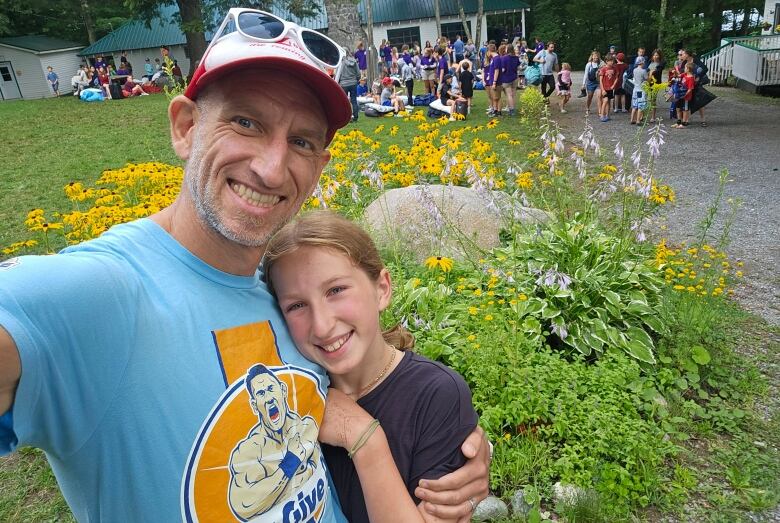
[625,300,655,316]
[541,306,561,319]
[626,326,655,352]
[625,339,656,364]
[691,345,711,366]
[642,314,667,335]
[604,290,621,307]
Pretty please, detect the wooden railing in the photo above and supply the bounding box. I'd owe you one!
[702,35,780,87]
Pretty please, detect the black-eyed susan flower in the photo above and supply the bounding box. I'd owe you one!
[424,255,453,272]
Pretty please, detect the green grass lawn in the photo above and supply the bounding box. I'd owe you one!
[0,85,508,251]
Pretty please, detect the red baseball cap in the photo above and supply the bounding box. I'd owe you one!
[184,31,351,143]
[616,52,625,61]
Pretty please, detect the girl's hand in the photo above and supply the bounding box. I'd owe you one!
[318,388,374,449]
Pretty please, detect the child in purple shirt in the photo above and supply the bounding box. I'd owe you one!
[354,42,367,75]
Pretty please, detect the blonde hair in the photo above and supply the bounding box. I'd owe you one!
[263,210,415,351]
[562,62,571,70]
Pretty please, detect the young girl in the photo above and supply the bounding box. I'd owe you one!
[598,55,618,121]
[557,62,572,113]
[672,62,695,128]
[264,210,478,523]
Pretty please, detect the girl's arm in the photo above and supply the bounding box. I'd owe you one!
[319,389,440,523]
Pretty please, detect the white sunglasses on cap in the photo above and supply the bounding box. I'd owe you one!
[205,8,345,80]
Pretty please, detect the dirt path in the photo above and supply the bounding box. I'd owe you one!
[548,72,780,326]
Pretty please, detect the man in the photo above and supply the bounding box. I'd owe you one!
[0,9,488,522]
[534,41,559,101]
[453,34,465,63]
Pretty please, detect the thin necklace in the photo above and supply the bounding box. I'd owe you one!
[351,346,397,399]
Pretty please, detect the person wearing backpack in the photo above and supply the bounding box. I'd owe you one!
[682,49,711,127]
[533,41,559,102]
[583,51,602,116]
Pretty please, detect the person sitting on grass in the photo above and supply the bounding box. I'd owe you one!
[439,73,466,121]
[122,75,148,97]
[380,76,405,115]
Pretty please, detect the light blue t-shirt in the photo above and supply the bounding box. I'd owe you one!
[0,219,346,523]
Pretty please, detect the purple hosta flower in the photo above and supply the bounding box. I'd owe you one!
[548,154,558,175]
[637,175,653,199]
[631,220,648,242]
[551,321,569,340]
[630,146,642,170]
[351,182,360,203]
[313,184,327,208]
[401,316,410,329]
[414,184,445,232]
[646,121,666,160]
[521,191,530,208]
[571,151,587,180]
[507,164,519,175]
[536,268,572,291]
[361,163,384,190]
[614,141,624,163]
[577,119,601,156]
[323,179,340,200]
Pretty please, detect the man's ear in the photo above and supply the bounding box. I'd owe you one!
[376,268,393,312]
[168,95,199,161]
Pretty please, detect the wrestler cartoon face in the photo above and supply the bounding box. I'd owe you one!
[248,373,289,432]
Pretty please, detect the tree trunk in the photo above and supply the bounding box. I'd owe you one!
[475,0,483,48]
[80,0,96,44]
[657,0,667,49]
[707,0,725,49]
[365,0,377,85]
[434,0,441,39]
[456,0,472,41]
[176,0,208,78]
[324,0,366,51]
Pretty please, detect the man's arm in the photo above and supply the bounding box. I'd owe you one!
[0,327,20,416]
[415,426,490,523]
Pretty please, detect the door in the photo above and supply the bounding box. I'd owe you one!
[0,62,22,100]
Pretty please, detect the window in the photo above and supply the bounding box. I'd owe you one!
[441,22,471,42]
[0,66,12,82]
[387,26,421,49]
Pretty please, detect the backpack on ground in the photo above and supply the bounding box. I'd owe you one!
[474,80,485,90]
[413,93,435,106]
[109,82,124,100]
[455,100,468,117]
[364,107,382,117]
[427,106,449,118]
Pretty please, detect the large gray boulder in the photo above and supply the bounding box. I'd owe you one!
[363,184,546,263]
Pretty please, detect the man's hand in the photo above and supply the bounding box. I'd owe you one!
[415,426,490,523]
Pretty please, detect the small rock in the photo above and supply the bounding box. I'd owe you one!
[754,440,767,448]
[472,495,509,521]
[511,489,534,517]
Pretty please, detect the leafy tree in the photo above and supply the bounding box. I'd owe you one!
[126,0,322,77]
[0,0,131,42]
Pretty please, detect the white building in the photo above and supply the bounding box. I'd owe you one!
[762,1,780,34]
[358,0,530,49]
[0,36,84,100]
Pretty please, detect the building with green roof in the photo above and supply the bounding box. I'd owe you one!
[0,35,84,100]
[74,0,529,75]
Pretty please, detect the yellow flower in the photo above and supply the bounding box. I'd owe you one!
[518,294,528,301]
[467,334,476,341]
[473,289,482,296]
[468,306,478,315]
[424,256,454,272]
[411,278,421,288]
[484,315,494,321]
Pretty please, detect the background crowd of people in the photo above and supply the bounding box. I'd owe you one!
[337,34,713,127]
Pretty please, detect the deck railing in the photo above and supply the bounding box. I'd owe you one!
[702,35,780,87]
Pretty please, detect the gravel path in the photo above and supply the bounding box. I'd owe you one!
[549,72,780,326]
